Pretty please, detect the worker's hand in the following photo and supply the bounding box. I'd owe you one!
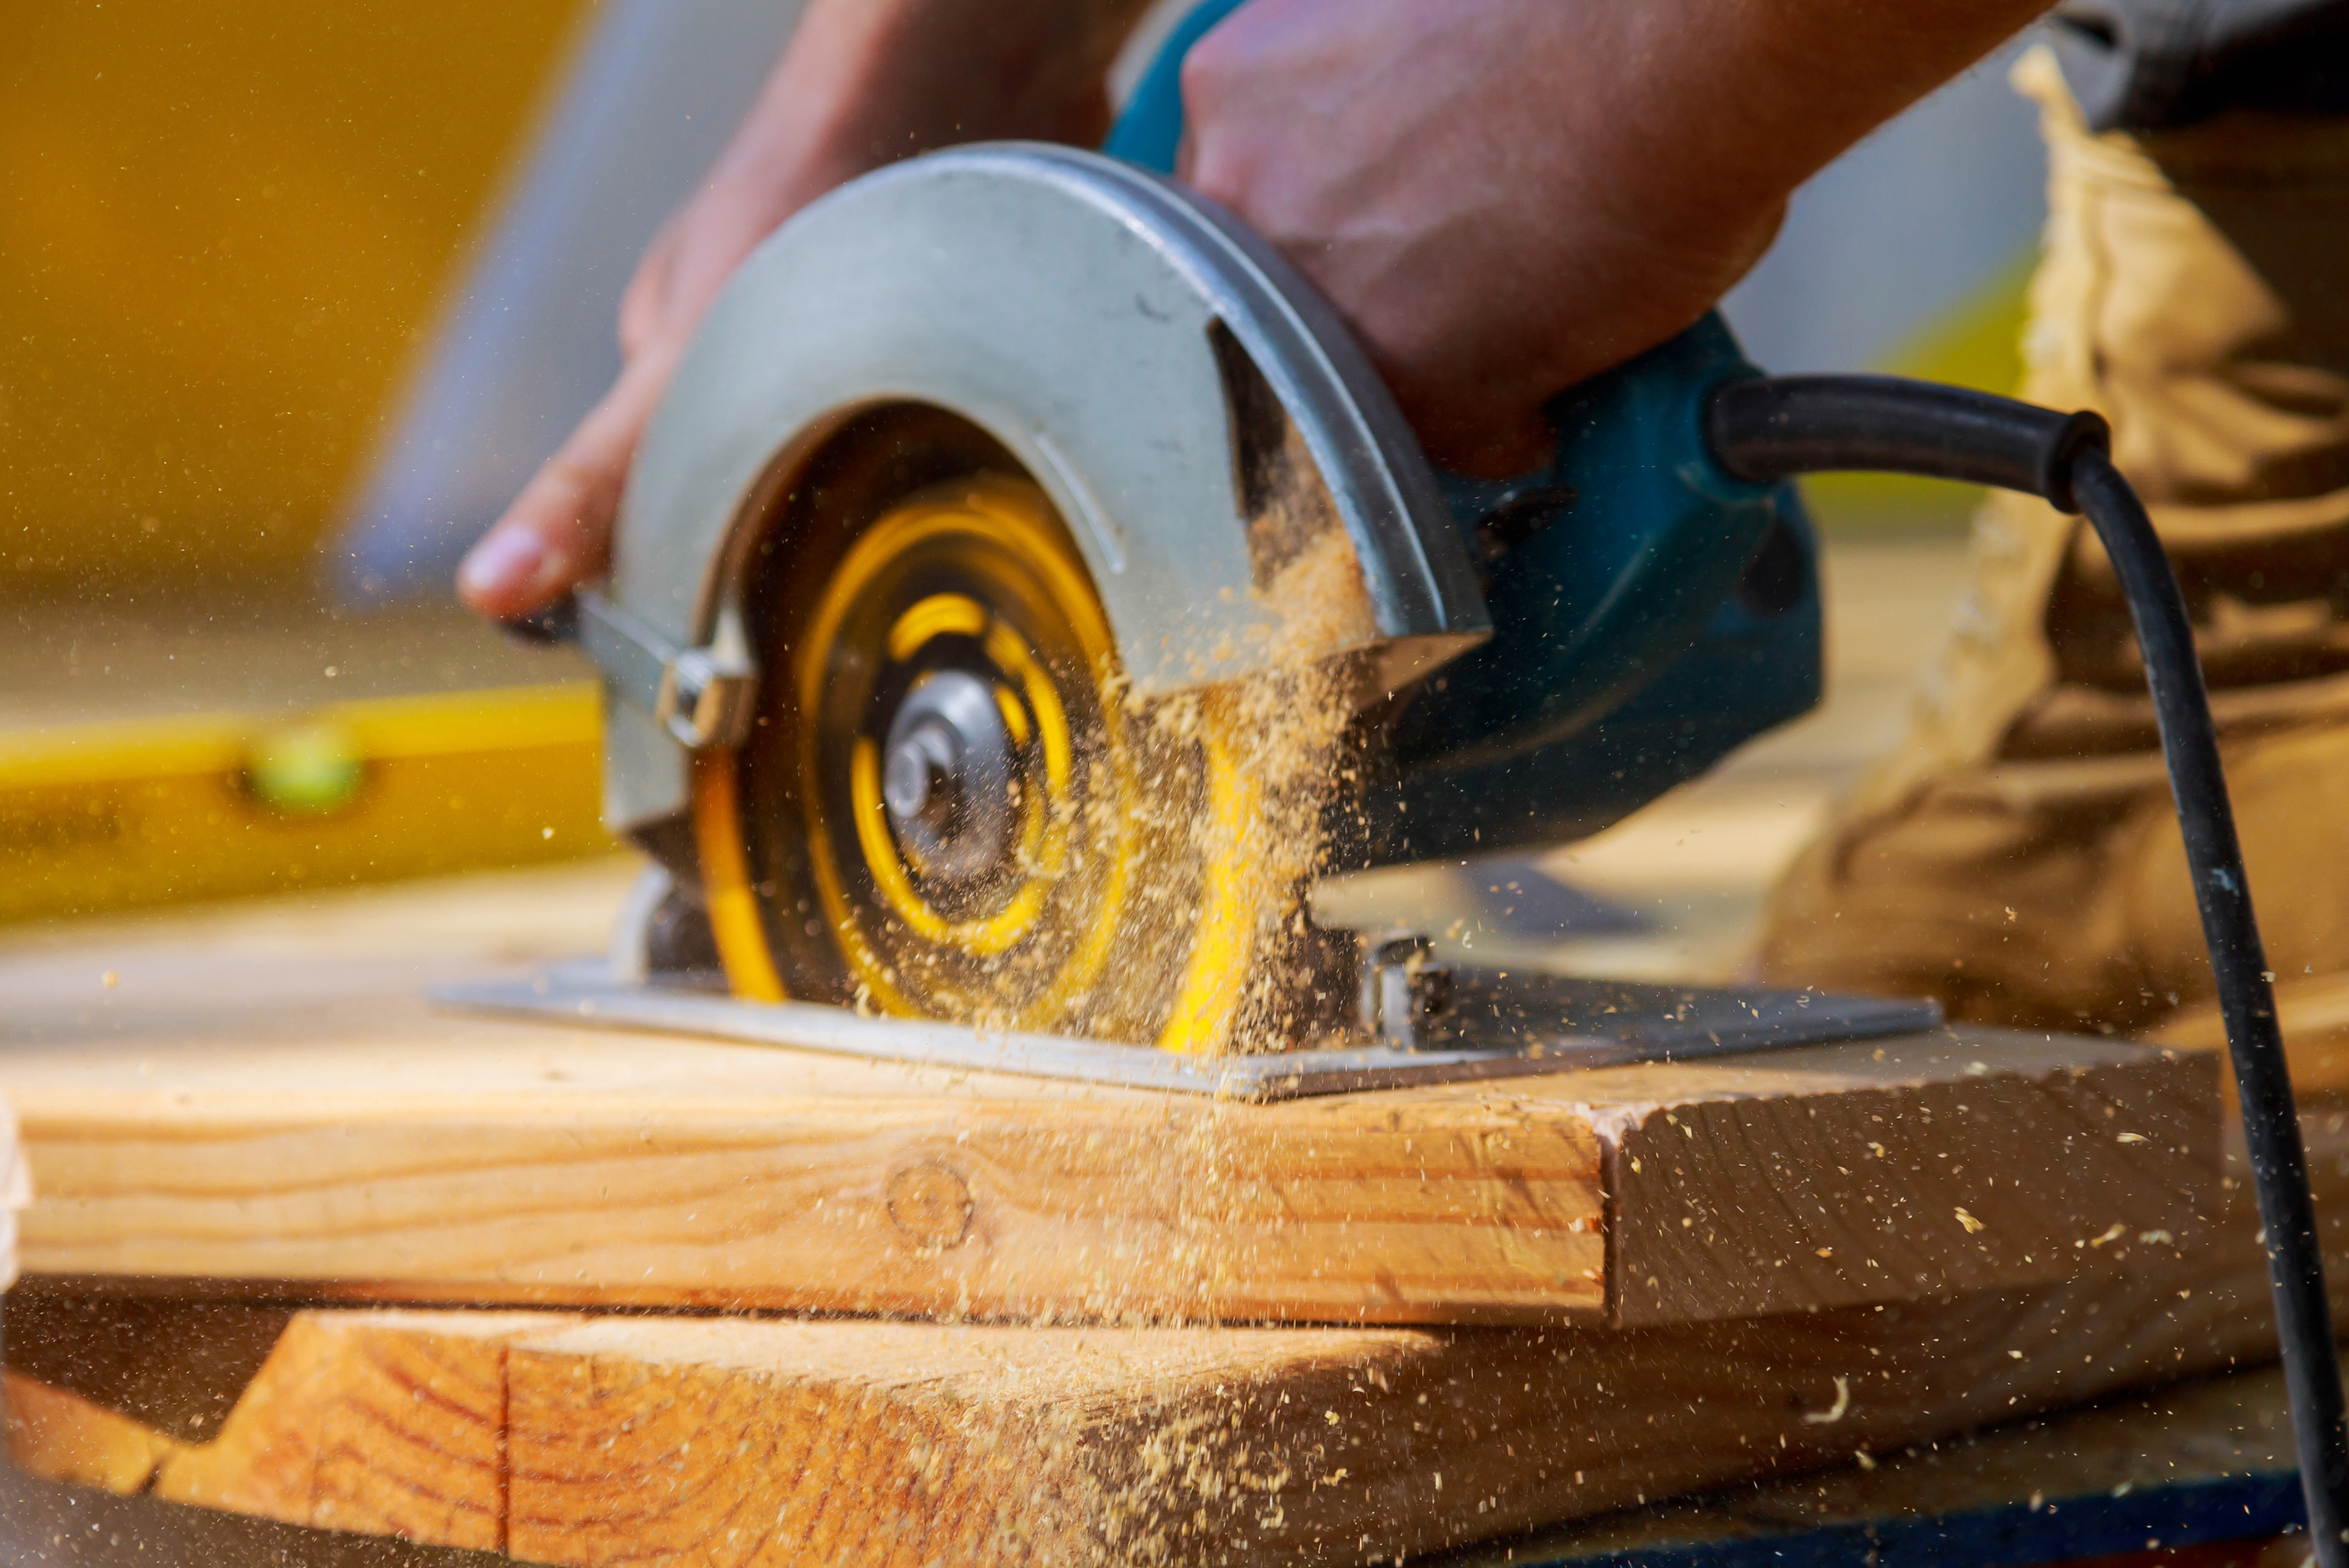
[1177,0,2049,477]
[457,0,1145,620]
[454,170,812,620]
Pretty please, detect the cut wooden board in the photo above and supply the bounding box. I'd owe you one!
[6,1109,2343,1568]
[0,978,2214,1327]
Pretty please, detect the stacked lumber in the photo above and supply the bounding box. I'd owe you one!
[8,1154,2339,1568]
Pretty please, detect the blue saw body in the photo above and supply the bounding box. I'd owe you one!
[1108,6,1823,867]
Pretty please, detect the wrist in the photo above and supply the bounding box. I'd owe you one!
[714,0,1132,203]
[1580,0,2049,229]
[1509,0,2044,383]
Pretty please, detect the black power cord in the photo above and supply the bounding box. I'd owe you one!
[1709,373,2349,1566]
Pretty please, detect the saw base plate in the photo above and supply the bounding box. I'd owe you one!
[437,964,1941,1101]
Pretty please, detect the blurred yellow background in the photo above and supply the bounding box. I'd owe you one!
[0,3,613,924]
[0,0,590,598]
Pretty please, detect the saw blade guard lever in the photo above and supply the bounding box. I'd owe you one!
[505,587,756,751]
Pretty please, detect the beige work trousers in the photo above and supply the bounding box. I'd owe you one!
[1757,49,2349,1041]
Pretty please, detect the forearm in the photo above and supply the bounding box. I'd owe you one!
[1589,0,2054,257]
[614,0,1158,394]
[1533,0,2053,378]
[460,0,1163,617]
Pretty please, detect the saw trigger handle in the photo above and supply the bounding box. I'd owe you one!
[523,586,758,752]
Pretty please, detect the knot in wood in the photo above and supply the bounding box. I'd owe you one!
[886,1162,974,1250]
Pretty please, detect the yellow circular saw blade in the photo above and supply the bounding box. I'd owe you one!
[696,473,1276,1051]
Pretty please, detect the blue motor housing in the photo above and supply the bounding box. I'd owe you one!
[1346,322,1823,866]
[1108,3,1823,869]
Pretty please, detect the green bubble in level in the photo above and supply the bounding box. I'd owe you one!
[242,724,365,814]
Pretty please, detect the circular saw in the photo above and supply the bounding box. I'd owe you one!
[483,22,1901,1078]
[573,142,1499,1052]
[513,133,1842,1063]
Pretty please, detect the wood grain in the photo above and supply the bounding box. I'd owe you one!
[149,1310,556,1551]
[1606,1028,2216,1325]
[0,981,2213,1327]
[10,1074,1608,1324]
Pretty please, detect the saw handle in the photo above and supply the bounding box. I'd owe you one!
[1384,315,1800,770]
[1108,6,1816,777]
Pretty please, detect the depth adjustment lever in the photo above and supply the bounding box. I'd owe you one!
[1358,930,1453,1050]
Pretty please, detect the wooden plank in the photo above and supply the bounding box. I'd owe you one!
[9,1358,2320,1568]
[3,1107,2339,1568]
[8,1060,1608,1324]
[1603,1029,2216,1325]
[3,1377,2313,1568]
[2,1025,2216,1328]
[5,1370,174,1496]
[0,875,2216,1326]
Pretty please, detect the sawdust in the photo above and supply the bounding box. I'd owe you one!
[1039,520,1388,1551]
[1134,522,1376,1054]
[767,459,1404,1548]
[1034,522,1383,1548]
